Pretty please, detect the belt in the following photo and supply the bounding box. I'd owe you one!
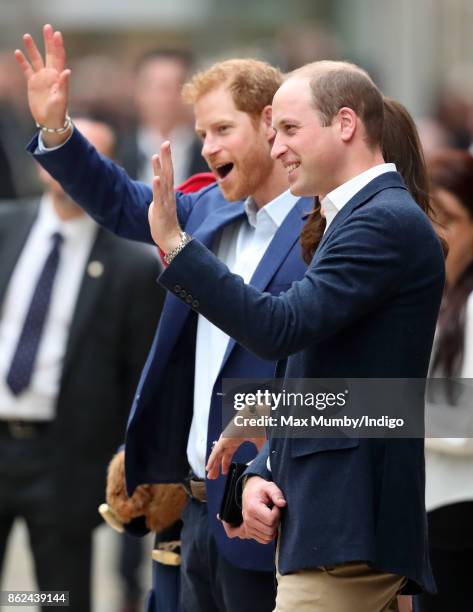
[183,473,207,503]
[0,419,51,439]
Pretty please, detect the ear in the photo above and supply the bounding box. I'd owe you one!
[261,105,275,140]
[337,107,357,143]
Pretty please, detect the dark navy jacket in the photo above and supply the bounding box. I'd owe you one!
[27,129,309,571]
[159,172,445,594]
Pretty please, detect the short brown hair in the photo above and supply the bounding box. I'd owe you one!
[182,58,283,118]
[290,60,384,148]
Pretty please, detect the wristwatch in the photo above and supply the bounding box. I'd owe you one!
[163,231,192,265]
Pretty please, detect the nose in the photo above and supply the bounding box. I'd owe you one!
[271,133,288,160]
[202,135,221,159]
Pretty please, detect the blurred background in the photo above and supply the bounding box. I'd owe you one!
[1,2,473,611]
[1,0,473,198]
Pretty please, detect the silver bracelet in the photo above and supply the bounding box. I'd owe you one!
[163,232,192,265]
[35,114,72,134]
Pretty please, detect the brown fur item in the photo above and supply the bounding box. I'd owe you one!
[105,450,187,532]
[145,483,187,532]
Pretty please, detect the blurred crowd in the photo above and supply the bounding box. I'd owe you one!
[0,21,472,612]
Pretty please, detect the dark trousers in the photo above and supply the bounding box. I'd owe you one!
[144,523,182,612]
[416,502,473,612]
[0,427,91,612]
[180,499,276,612]
[416,547,473,612]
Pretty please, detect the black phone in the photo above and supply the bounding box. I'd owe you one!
[219,462,247,526]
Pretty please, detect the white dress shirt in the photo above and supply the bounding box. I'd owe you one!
[188,190,299,477]
[321,163,397,232]
[0,196,97,420]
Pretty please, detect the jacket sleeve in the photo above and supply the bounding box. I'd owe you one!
[243,441,273,481]
[160,205,435,361]
[27,128,196,243]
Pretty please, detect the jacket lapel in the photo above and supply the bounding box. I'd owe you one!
[61,227,107,382]
[190,201,246,248]
[218,197,311,371]
[317,172,406,253]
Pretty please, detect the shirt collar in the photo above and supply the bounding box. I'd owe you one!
[321,163,397,230]
[244,189,299,229]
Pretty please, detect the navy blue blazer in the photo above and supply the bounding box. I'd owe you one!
[27,129,310,571]
[159,172,445,594]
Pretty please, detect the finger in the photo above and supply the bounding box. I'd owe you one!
[206,452,223,479]
[267,485,287,508]
[43,24,56,69]
[23,33,44,72]
[246,525,276,544]
[160,141,175,202]
[152,154,162,179]
[246,502,281,529]
[206,447,222,473]
[221,451,233,475]
[244,513,279,536]
[206,464,218,480]
[53,30,66,72]
[14,50,34,80]
[151,177,161,208]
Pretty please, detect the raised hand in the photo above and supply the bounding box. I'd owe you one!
[148,142,183,253]
[15,24,71,145]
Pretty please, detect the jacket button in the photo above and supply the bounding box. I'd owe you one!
[179,289,187,298]
[185,295,193,304]
[192,299,200,308]
[174,284,181,293]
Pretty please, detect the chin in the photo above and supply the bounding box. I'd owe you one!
[220,183,247,202]
[289,178,316,198]
[288,183,306,197]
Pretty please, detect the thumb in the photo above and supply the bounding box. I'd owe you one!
[266,483,286,508]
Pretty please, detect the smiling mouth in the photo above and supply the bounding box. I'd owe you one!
[215,163,234,180]
[285,162,300,174]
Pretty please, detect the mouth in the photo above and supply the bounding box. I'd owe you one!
[285,162,300,175]
[214,162,234,182]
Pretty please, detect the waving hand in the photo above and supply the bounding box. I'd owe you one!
[15,24,71,146]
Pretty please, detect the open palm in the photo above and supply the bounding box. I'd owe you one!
[15,23,70,128]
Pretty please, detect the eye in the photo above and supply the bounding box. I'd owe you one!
[196,131,206,141]
[218,125,231,134]
[284,124,298,135]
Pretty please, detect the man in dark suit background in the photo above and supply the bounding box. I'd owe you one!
[119,48,209,185]
[0,117,163,612]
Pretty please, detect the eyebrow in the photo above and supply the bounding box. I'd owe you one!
[273,117,300,128]
[195,118,235,131]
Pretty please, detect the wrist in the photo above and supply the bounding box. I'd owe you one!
[37,114,72,148]
[163,231,192,265]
